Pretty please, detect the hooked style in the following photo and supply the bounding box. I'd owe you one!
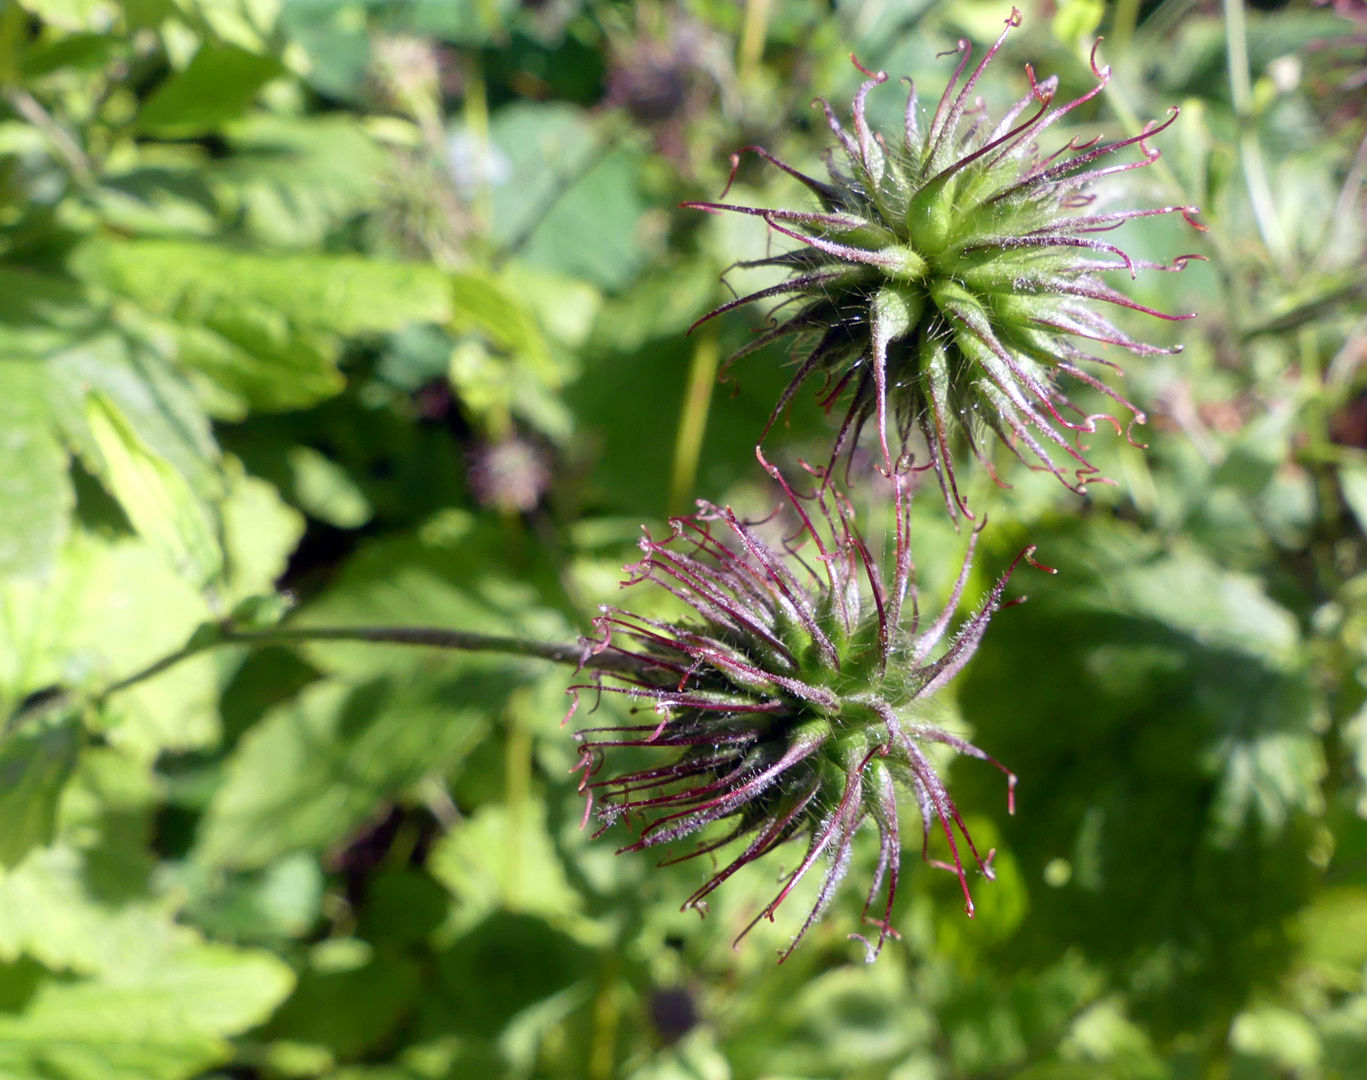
[570,457,1044,961]
[688,10,1205,520]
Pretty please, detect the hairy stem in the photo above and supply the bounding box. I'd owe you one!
[8,622,645,728]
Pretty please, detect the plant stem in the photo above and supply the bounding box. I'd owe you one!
[90,623,645,706]
[463,53,493,231]
[668,328,721,517]
[0,0,23,90]
[1222,0,1252,113]
[738,0,773,84]
[1223,0,1290,267]
[1109,0,1143,53]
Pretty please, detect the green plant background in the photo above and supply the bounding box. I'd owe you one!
[0,0,1364,1077]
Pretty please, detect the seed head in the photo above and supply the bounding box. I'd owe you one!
[688,11,1205,519]
[570,458,1043,961]
[467,436,551,514]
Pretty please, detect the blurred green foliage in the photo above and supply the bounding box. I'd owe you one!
[0,0,1363,1078]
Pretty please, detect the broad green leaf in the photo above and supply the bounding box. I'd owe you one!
[84,391,223,590]
[1057,530,1303,668]
[487,104,597,248]
[1298,887,1367,990]
[92,169,218,237]
[287,446,372,529]
[1059,998,1162,1074]
[428,798,581,930]
[221,460,305,602]
[76,240,452,335]
[0,268,95,358]
[518,147,647,292]
[1,521,215,751]
[47,334,222,500]
[1231,1005,1322,1073]
[174,312,344,417]
[194,672,503,870]
[405,0,516,43]
[958,518,1321,1015]
[275,0,371,100]
[0,361,72,578]
[0,846,178,975]
[727,959,927,1075]
[138,44,284,135]
[0,720,81,869]
[0,844,292,1080]
[376,323,452,390]
[50,531,218,758]
[431,912,591,1037]
[1340,464,1367,538]
[186,0,280,52]
[450,271,555,382]
[217,115,385,248]
[1347,703,1367,816]
[356,870,447,947]
[260,950,422,1059]
[501,262,601,350]
[20,30,123,78]
[1051,0,1104,51]
[585,260,717,354]
[0,943,293,1080]
[15,0,116,32]
[173,854,325,943]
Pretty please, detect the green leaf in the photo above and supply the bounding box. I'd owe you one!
[173,854,324,943]
[501,262,601,350]
[260,950,422,1059]
[487,104,596,248]
[0,944,293,1080]
[76,239,452,335]
[92,169,218,238]
[451,271,555,382]
[275,2,370,101]
[517,147,647,292]
[0,268,95,358]
[1340,464,1367,538]
[0,843,293,1078]
[1231,1005,1322,1073]
[1298,887,1367,989]
[287,446,372,529]
[1051,0,1105,51]
[431,912,590,1037]
[15,0,116,32]
[0,720,82,869]
[138,44,285,135]
[39,531,219,758]
[194,673,505,870]
[0,361,72,578]
[84,391,223,590]
[47,334,222,501]
[356,870,447,947]
[221,460,305,603]
[217,115,385,248]
[174,313,345,418]
[428,798,581,929]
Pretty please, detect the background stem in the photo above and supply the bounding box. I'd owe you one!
[668,328,721,516]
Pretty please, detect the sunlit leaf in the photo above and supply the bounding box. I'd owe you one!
[0,361,71,578]
[84,391,223,590]
[0,719,81,869]
[138,44,284,135]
